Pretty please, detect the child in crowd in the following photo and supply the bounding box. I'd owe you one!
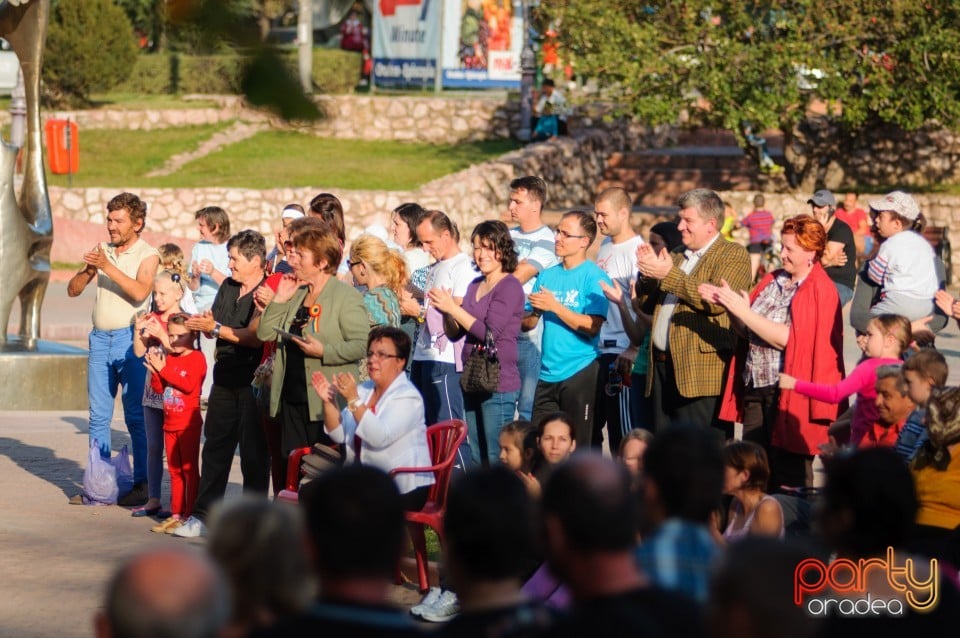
[619,428,654,480]
[521,412,577,497]
[779,314,911,446]
[865,191,938,321]
[740,194,775,280]
[895,349,950,462]
[158,243,197,314]
[717,441,784,542]
[145,314,207,535]
[130,269,188,519]
[497,420,536,476]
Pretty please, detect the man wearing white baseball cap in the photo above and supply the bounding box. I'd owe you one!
[864,191,938,320]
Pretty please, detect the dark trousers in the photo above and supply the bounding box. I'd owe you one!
[532,360,599,449]
[592,353,633,454]
[741,384,779,452]
[193,384,270,521]
[650,351,721,440]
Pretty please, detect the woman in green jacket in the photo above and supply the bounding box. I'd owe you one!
[257,225,369,474]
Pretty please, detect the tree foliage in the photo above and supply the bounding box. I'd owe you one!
[541,1,960,188]
[44,0,139,105]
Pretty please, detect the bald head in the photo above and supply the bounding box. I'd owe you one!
[96,548,229,638]
[542,453,637,552]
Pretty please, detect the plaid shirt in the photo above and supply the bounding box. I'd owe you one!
[744,272,799,388]
[635,519,718,603]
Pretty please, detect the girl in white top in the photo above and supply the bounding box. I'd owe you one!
[866,191,937,321]
[716,441,784,543]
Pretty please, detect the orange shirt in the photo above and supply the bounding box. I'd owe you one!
[859,419,905,449]
[913,442,960,530]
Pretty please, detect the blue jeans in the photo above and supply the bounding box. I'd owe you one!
[143,406,164,501]
[411,360,465,424]
[88,327,147,483]
[835,283,854,308]
[516,338,541,422]
[465,389,520,466]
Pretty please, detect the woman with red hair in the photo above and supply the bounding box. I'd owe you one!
[702,215,845,489]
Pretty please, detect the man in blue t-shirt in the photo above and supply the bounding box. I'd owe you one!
[523,210,610,447]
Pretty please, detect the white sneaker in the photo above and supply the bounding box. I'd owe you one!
[419,590,459,623]
[409,586,442,618]
[172,516,206,538]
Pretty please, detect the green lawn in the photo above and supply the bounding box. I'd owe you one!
[46,123,232,188]
[46,128,519,191]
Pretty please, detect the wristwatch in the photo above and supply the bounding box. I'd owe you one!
[349,397,364,411]
[211,322,222,339]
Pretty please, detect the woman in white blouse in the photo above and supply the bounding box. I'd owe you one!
[311,326,434,510]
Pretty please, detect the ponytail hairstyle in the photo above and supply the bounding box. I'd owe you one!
[351,235,408,297]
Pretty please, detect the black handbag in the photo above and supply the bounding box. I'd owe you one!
[460,324,500,394]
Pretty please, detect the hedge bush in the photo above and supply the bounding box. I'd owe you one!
[116,48,361,96]
[43,0,139,105]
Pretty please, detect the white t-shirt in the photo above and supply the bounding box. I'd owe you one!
[867,231,938,300]
[413,251,477,364]
[596,235,645,354]
[189,241,230,312]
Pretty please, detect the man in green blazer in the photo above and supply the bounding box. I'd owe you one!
[638,188,752,435]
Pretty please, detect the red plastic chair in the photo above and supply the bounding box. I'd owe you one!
[275,446,312,504]
[390,419,467,592]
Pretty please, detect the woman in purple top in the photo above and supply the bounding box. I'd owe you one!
[429,220,524,466]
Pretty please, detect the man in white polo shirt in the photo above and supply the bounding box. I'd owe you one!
[68,192,160,506]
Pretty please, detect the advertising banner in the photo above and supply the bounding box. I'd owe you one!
[372,0,440,88]
[441,0,522,88]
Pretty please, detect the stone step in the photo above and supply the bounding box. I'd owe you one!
[608,149,755,171]
[675,127,784,149]
[599,171,757,199]
[603,166,756,183]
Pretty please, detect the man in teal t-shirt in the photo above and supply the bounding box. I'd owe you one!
[524,211,610,447]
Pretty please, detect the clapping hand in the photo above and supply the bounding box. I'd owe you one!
[144,347,166,373]
[272,274,300,304]
[637,243,672,280]
[528,287,559,314]
[253,283,275,311]
[427,287,457,314]
[599,279,624,305]
[935,290,960,319]
[82,244,108,271]
[331,372,360,403]
[311,371,336,403]
[700,279,750,316]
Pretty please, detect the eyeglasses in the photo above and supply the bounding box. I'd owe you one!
[366,350,402,361]
[348,259,363,268]
[556,230,586,240]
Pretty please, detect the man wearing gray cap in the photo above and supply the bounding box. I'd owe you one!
[808,189,857,307]
[865,190,938,320]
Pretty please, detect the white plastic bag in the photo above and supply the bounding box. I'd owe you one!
[82,439,118,504]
